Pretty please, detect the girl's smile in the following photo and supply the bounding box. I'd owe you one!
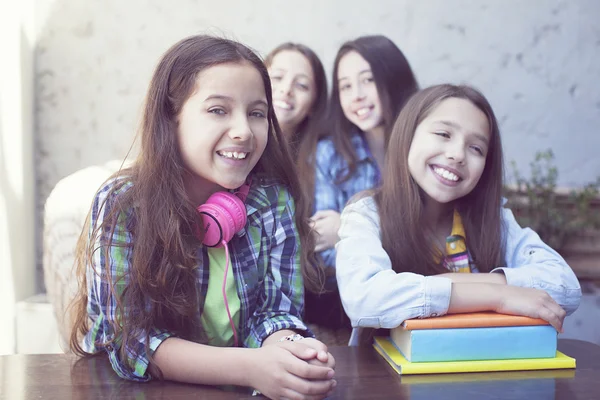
[408,97,490,207]
[430,164,463,185]
[177,62,269,204]
[268,50,316,136]
[337,51,383,135]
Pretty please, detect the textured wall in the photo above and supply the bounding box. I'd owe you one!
[35,0,600,287]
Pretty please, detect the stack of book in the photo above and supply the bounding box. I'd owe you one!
[374,312,576,375]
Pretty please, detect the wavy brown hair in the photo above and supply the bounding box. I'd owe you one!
[329,35,418,183]
[265,43,328,216]
[69,35,322,371]
[375,84,506,275]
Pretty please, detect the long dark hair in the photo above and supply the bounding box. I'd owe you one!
[375,84,505,275]
[329,35,418,182]
[69,35,321,370]
[265,43,328,215]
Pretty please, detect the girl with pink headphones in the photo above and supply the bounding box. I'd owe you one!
[69,35,335,400]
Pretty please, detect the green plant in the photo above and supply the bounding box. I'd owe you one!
[504,149,600,251]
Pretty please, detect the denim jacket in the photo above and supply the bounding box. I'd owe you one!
[336,196,582,346]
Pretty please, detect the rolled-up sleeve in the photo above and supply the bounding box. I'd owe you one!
[84,182,171,381]
[245,188,313,347]
[491,208,582,315]
[336,197,452,329]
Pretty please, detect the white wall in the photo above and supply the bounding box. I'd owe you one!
[31,0,600,285]
[0,0,36,355]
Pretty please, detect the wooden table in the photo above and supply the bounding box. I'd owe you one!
[1,339,599,399]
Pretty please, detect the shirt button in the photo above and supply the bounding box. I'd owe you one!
[431,313,439,317]
[450,242,456,250]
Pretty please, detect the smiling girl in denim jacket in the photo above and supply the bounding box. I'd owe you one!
[336,84,581,345]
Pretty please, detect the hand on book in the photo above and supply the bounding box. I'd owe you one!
[250,340,336,399]
[495,286,566,332]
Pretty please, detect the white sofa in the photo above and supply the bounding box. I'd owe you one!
[42,160,123,345]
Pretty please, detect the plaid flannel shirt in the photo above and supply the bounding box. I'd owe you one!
[83,177,311,381]
[313,131,381,280]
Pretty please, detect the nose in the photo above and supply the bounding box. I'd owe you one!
[277,77,293,96]
[351,82,366,101]
[446,141,466,164]
[229,114,253,141]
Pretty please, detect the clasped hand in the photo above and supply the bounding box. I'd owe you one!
[251,338,336,400]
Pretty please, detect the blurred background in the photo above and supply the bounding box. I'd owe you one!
[1,0,599,355]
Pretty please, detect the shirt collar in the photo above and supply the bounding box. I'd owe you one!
[243,178,277,218]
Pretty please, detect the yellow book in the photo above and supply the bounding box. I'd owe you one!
[400,368,575,384]
[373,337,576,375]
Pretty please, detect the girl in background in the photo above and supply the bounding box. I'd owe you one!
[69,35,335,400]
[336,84,581,345]
[265,43,328,215]
[308,35,419,343]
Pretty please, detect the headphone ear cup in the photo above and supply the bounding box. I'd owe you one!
[197,202,230,247]
[197,192,247,247]
[209,192,247,233]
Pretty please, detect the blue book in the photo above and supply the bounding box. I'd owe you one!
[390,325,557,362]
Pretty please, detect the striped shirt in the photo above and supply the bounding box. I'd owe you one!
[83,177,311,381]
[440,210,479,273]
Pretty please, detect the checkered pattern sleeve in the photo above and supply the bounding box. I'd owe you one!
[83,179,172,381]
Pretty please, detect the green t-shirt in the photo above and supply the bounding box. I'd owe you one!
[200,247,241,347]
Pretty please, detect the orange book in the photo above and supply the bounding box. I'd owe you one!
[402,312,549,330]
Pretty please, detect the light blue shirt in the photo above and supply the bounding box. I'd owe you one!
[336,196,582,346]
[313,131,381,278]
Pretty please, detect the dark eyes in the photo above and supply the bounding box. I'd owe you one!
[208,108,266,118]
[339,83,351,91]
[339,77,374,92]
[470,145,484,156]
[296,82,310,91]
[209,108,226,115]
[433,131,485,156]
[250,111,266,118]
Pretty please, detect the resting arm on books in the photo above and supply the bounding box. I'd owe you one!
[489,208,581,316]
[446,282,566,331]
[336,198,570,333]
[336,198,456,329]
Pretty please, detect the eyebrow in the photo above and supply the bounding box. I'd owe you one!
[437,120,490,145]
[270,68,312,80]
[338,69,372,82]
[204,94,268,107]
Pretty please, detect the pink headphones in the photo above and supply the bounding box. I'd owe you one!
[195,183,250,347]
[197,183,250,247]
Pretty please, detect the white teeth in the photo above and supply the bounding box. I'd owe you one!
[218,151,248,160]
[274,100,292,110]
[434,167,459,182]
[356,107,370,116]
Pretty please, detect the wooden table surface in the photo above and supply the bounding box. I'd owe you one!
[1,339,599,399]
